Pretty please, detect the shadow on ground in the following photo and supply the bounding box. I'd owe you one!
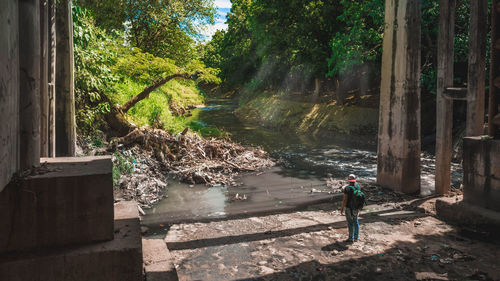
[232,233,498,281]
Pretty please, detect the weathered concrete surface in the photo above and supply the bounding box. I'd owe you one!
[463,138,500,212]
[0,0,20,192]
[143,239,178,281]
[0,201,142,281]
[436,196,500,230]
[435,0,455,195]
[161,199,500,281]
[466,0,487,137]
[55,0,76,157]
[377,0,421,194]
[0,156,114,253]
[19,0,41,170]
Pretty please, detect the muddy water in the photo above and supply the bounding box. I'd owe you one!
[143,99,462,226]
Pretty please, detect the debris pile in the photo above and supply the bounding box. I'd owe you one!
[113,128,274,186]
[113,147,169,208]
[102,128,273,207]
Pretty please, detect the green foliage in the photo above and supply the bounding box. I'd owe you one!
[202,0,350,90]
[326,0,384,77]
[205,0,474,101]
[73,4,219,138]
[73,5,119,136]
[77,0,216,63]
[113,49,179,84]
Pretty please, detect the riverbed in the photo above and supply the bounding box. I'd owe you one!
[143,99,462,226]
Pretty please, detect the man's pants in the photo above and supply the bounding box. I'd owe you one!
[345,208,359,240]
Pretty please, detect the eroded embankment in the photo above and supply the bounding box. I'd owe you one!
[234,94,379,137]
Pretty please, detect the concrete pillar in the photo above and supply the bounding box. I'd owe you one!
[40,0,49,157]
[0,0,20,191]
[19,0,41,170]
[48,0,56,157]
[377,0,421,194]
[466,0,487,136]
[489,0,500,139]
[55,0,76,157]
[435,0,455,195]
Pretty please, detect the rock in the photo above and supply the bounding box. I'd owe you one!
[439,258,454,264]
[415,272,449,280]
[258,261,267,265]
[259,266,275,275]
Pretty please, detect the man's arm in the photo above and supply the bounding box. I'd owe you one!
[340,193,348,215]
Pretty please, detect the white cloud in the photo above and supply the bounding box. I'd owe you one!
[201,22,228,40]
[214,0,232,9]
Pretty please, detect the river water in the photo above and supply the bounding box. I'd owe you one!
[143,99,462,226]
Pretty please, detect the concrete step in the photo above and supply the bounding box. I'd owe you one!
[143,238,178,281]
[436,197,500,229]
[0,156,114,253]
[0,201,142,281]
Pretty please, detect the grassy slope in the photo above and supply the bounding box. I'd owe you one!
[234,93,379,136]
[107,78,205,133]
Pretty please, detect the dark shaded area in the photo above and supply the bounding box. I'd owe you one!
[232,233,498,281]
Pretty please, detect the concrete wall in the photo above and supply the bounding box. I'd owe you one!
[0,0,20,192]
[0,157,114,253]
[377,0,421,194]
[463,138,500,212]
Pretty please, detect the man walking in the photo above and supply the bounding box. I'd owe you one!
[340,174,362,242]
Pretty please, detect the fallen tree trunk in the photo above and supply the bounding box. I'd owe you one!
[103,72,196,137]
[120,73,192,113]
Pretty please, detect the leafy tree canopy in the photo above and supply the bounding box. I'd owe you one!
[77,0,216,63]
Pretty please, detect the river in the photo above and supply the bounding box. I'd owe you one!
[143,99,462,227]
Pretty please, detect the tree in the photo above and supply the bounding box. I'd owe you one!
[73,4,220,137]
[78,0,216,63]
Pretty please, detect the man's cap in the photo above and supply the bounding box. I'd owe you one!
[348,174,356,182]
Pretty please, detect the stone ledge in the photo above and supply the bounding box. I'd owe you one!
[0,201,143,281]
[435,197,500,229]
[0,156,114,253]
[143,238,178,281]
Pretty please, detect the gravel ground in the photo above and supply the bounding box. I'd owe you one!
[162,198,500,281]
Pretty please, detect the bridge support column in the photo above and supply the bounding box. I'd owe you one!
[377,0,421,194]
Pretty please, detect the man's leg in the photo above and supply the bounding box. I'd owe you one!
[353,209,359,240]
[345,208,353,240]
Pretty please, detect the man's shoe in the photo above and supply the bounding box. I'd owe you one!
[344,238,353,243]
[353,238,358,242]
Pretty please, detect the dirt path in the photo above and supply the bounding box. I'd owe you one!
[162,199,500,281]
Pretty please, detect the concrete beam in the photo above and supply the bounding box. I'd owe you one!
[377,0,421,194]
[0,0,20,192]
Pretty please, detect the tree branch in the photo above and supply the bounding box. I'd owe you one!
[120,73,192,113]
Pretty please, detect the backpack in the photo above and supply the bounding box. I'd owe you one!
[349,184,366,210]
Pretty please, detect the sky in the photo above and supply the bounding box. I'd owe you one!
[200,0,232,41]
